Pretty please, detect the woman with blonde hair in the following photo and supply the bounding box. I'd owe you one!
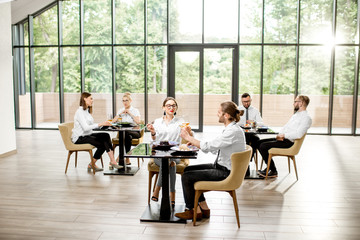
[112,92,141,165]
[72,92,122,171]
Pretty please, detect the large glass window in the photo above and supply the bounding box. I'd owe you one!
[298,46,331,134]
[63,47,81,122]
[147,0,167,44]
[300,0,332,43]
[33,6,58,46]
[34,47,59,127]
[83,0,111,45]
[262,46,296,127]
[11,0,360,135]
[169,0,202,43]
[264,0,297,43]
[115,0,144,44]
[62,0,80,45]
[239,0,263,43]
[204,0,238,43]
[332,47,356,134]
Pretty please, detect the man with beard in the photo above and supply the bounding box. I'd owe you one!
[257,95,312,178]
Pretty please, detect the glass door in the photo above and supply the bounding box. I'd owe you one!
[169,45,238,132]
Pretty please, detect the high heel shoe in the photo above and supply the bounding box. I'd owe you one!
[87,164,103,172]
[171,201,175,208]
[109,162,123,170]
[199,205,210,218]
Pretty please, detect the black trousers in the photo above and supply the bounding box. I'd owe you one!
[258,138,294,172]
[124,131,141,152]
[245,132,260,160]
[181,163,230,210]
[75,132,113,160]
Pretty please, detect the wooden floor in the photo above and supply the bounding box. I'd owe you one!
[0,130,360,240]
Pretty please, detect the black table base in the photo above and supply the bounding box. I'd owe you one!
[140,203,187,223]
[103,166,139,176]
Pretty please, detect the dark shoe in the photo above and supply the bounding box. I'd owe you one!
[245,166,250,177]
[259,169,278,178]
[199,205,210,218]
[171,201,175,208]
[258,169,267,176]
[151,196,158,202]
[175,209,202,220]
[126,162,131,165]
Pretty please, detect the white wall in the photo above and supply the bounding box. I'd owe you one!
[0,2,16,156]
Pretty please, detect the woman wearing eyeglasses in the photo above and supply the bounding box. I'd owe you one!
[112,92,141,165]
[146,97,192,208]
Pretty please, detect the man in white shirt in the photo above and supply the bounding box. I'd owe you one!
[239,93,263,176]
[258,95,312,178]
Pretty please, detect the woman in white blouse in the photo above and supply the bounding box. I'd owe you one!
[146,97,191,208]
[112,92,141,165]
[71,92,122,171]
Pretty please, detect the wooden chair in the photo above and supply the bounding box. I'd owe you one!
[264,134,306,180]
[112,125,145,167]
[147,158,189,204]
[193,145,252,228]
[58,122,103,174]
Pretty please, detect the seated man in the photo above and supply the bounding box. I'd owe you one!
[257,95,312,178]
[238,93,263,176]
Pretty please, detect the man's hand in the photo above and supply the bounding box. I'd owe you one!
[276,134,285,141]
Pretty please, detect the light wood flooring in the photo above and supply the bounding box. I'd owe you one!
[0,130,360,240]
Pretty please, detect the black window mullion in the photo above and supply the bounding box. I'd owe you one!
[28,15,36,129]
[58,0,64,123]
[80,0,85,92]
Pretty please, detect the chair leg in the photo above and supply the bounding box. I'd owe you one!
[193,190,202,226]
[291,156,298,180]
[75,151,78,167]
[65,151,73,174]
[228,190,240,228]
[265,154,272,180]
[288,157,291,173]
[137,158,140,168]
[153,173,159,192]
[148,171,155,204]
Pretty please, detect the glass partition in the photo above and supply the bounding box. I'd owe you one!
[62,0,80,45]
[34,47,59,128]
[239,0,262,43]
[33,6,58,45]
[147,0,167,44]
[84,0,111,44]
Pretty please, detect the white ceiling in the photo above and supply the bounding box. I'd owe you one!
[11,0,54,24]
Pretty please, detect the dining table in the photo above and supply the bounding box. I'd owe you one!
[95,123,145,176]
[125,142,198,223]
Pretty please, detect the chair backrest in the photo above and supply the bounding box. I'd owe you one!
[194,145,252,191]
[269,134,306,156]
[58,122,75,150]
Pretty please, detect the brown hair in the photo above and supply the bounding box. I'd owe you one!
[123,92,132,101]
[220,101,241,122]
[162,97,178,108]
[297,95,310,107]
[79,92,92,113]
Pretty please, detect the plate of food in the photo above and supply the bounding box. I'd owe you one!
[171,144,199,155]
[152,141,178,151]
[240,124,252,130]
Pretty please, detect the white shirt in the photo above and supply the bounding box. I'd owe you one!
[116,106,140,124]
[279,110,312,142]
[152,116,184,143]
[238,105,263,126]
[71,107,98,143]
[200,121,246,171]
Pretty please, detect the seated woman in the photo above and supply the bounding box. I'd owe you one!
[71,92,122,171]
[146,97,192,208]
[112,92,141,165]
